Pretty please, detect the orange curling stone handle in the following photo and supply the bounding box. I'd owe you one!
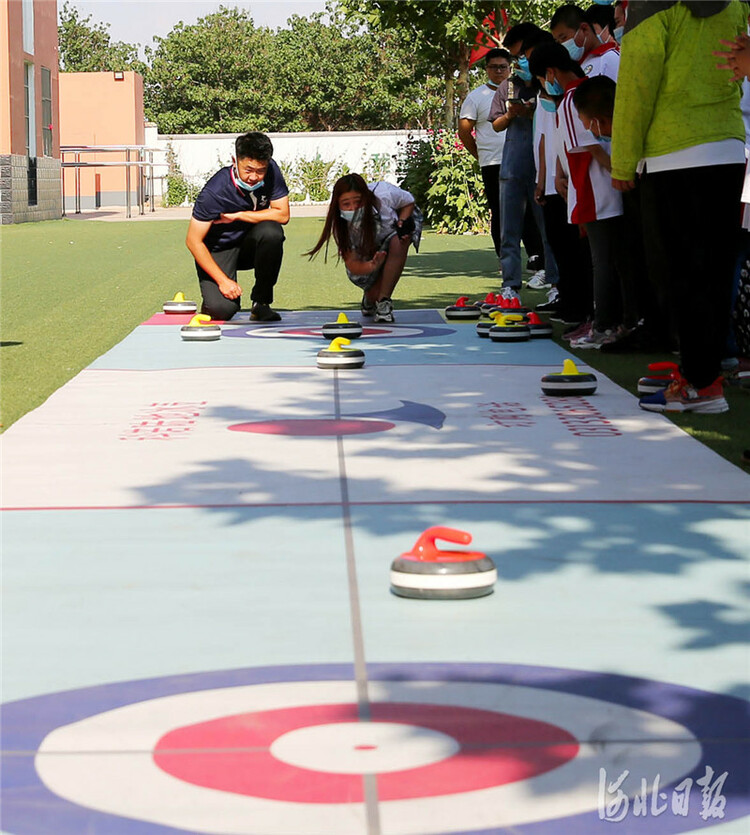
[400,526,486,563]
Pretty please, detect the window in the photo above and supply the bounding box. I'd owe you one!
[41,67,52,156]
[24,63,36,157]
[22,0,34,54]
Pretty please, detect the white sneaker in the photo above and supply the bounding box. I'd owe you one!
[373,297,395,323]
[499,286,521,302]
[526,270,550,290]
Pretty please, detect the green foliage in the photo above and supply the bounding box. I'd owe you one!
[396,135,433,211]
[296,155,337,202]
[163,143,200,206]
[397,131,488,235]
[58,1,146,73]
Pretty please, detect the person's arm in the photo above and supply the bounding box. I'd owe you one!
[342,250,387,275]
[610,3,667,183]
[458,118,479,160]
[185,217,241,300]
[493,101,524,133]
[535,133,547,204]
[214,195,290,226]
[588,143,612,173]
[555,156,568,201]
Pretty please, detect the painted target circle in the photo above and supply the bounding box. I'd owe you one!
[2,663,748,835]
[227,418,395,436]
[222,324,454,340]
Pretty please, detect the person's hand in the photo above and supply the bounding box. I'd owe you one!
[612,177,636,192]
[555,173,568,200]
[715,33,750,81]
[371,251,387,270]
[213,212,242,225]
[534,183,546,205]
[218,278,242,299]
[506,101,524,119]
[394,215,416,239]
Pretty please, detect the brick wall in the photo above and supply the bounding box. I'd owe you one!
[0,154,62,224]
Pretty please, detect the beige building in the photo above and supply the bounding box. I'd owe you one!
[0,0,62,223]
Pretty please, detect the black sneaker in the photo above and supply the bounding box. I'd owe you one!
[250,303,282,322]
[361,293,376,317]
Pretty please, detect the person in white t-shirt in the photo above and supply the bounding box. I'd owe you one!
[458,48,511,260]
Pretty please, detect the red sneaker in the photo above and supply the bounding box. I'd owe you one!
[639,376,728,414]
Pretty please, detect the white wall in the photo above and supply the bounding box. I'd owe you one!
[144,124,427,203]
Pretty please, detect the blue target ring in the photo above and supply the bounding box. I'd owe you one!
[2,663,748,834]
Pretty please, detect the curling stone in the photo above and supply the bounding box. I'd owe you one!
[637,361,679,394]
[164,292,197,314]
[445,296,481,320]
[541,359,597,396]
[489,314,530,342]
[390,526,497,600]
[527,312,553,338]
[493,296,531,319]
[480,292,499,314]
[181,314,221,341]
[322,312,363,339]
[476,310,504,338]
[317,337,365,369]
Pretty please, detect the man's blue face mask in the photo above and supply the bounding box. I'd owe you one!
[231,161,265,193]
[540,97,558,113]
[515,54,533,81]
[544,78,565,97]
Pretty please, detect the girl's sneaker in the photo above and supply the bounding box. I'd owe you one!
[361,294,376,317]
[374,297,395,323]
[562,321,591,342]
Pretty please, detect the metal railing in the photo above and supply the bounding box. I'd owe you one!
[60,145,164,218]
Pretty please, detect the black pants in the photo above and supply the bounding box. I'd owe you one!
[640,164,744,388]
[481,164,502,257]
[542,193,592,321]
[196,221,285,320]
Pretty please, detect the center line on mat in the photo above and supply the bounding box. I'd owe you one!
[332,369,381,835]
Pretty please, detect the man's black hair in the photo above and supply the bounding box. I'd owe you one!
[235,132,274,162]
[484,47,511,65]
[504,22,544,50]
[528,41,586,79]
[572,74,616,118]
[585,3,616,31]
[550,3,586,30]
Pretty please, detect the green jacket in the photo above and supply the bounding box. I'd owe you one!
[611,0,746,181]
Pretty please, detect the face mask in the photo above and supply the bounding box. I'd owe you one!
[613,26,624,43]
[233,166,264,193]
[515,55,532,81]
[591,119,612,142]
[540,97,558,113]
[340,207,364,223]
[591,0,613,4]
[562,34,584,62]
[544,78,564,97]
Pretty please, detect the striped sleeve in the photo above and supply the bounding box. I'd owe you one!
[560,90,599,154]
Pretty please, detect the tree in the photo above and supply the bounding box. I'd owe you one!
[337,0,559,127]
[58,1,145,73]
[144,7,274,133]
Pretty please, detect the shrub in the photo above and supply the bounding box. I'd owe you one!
[396,130,489,235]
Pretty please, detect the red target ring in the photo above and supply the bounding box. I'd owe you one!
[153,702,579,802]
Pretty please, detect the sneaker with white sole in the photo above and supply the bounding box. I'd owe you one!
[562,321,591,342]
[639,375,728,414]
[361,293,376,317]
[534,286,559,313]
[374,297,395,323]
[526,270,551,290]
[499,286,521,303]
[571,326,622,350]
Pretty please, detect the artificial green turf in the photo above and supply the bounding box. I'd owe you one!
[1,216,748,470]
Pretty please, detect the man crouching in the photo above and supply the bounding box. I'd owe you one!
[186,131,290,321]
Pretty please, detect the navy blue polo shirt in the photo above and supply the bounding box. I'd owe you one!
[192,159,289,251]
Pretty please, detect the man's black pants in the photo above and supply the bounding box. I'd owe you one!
[196,221,285,320]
